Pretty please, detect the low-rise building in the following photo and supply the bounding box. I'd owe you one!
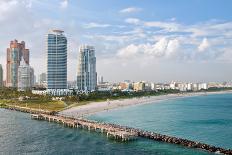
[198,83,208,90]
[133,82,145,91]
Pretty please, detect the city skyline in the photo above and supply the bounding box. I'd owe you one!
[0,0,232,83]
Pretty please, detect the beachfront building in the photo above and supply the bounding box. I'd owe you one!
[30,67,35,87]
[177,83,188,92]
[97,82,112,91]
[98,76,104,84]
[119,82,132,90]
[133,82,145,91]
[77,45,97,92]
[145,83,152,91]
[18,59,33,91]
[46,30,67,91]
[198,83,208,90]
[39,73,47,85]
[187,83,192,91]
[6,40,29,88]
[0,64,3,87]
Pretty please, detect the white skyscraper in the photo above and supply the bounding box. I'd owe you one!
[18,59,32,91]
[77,45,97,92]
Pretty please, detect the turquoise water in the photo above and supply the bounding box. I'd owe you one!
[89,93,232,150]
[0,109,210,155]
[1,93,232,155]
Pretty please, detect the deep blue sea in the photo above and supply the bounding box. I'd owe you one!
[1,93,232,155]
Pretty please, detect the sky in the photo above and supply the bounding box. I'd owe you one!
[0,0,232,83]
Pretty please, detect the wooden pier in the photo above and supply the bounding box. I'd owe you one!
[30,114,232,155]
[31,114,137,141]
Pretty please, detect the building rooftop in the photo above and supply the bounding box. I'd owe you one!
[51,29,64,33]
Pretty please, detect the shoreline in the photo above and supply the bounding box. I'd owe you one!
[1,91,232,154]
[59,90,232,117]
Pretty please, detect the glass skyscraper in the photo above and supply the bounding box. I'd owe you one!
[46,30,67,90]
[77,45,97,92]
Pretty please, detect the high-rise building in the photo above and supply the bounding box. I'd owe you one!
[46,30,67,90]
[18,59,32,91]
[77,45,97,92]
[30,67,35,87]
[98,76,104,84]
[39,73,47,84]
[0,64,3,87]
[100,76,103,84]
[6,40,29,87]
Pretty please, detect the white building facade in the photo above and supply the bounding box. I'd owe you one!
[18,60,32,91]
[77,45,97,92]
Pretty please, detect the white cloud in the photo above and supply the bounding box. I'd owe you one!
[0,1,231,82]
[117,38,180,59]
[0,0,18,21]
[119,7,142,13]
[125,18,141,25]
[144,21,180,32]
[60,0,68,9]
[117,44,139,58]
[166,39,180,56]
[148,38,168,56]
[83,22,111,29]
[198,38,210,52]
[125,18,181,32]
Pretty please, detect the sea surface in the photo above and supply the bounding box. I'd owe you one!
[89,93,232,149]
[1,93,231,155]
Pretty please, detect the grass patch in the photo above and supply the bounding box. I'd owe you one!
[6,100,66,112]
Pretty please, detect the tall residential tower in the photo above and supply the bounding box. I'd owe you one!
[18,59,32,91]
[46,30,67,90]
[77,45,97,92]
[6,40,29,87]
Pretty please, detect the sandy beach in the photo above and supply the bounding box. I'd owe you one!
[59,90,232,117]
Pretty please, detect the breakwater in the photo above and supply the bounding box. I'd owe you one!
[1,105,56,115]
[138,130,232,155]
[30,113,232,155]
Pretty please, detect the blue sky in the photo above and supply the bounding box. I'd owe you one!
[0,0,232,82]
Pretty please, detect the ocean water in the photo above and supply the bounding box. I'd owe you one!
[1,93,232,155]
[89,93,232,150]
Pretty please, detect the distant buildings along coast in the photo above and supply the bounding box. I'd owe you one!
[1,29,232,96]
